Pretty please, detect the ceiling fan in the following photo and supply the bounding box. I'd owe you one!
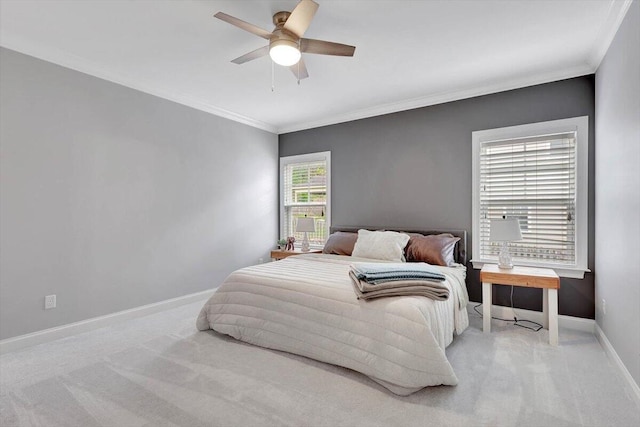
[214,0,356,80]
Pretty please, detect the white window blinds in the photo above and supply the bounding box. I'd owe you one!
[281,152,330,248]
[479,132,577,265]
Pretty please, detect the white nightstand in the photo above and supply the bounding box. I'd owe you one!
[480,264,560,345]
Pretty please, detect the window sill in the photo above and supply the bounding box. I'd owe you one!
[470,259,590,279]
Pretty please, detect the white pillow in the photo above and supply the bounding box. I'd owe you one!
[351,230,411,262]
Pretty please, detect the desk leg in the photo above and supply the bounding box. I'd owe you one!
[542,289,549,329]
[482,282,492,334]
[548,288,558,346]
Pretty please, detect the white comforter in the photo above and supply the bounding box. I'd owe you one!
[196,253,469,395]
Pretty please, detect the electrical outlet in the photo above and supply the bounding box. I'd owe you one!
[44,294,56,310]
[259,258,264,264]
[601,298,606,315]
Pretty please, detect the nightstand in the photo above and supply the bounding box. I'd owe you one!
[480,264,560,345]
[270,249,322,261]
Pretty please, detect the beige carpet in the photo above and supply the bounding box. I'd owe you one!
[1,298,639,427]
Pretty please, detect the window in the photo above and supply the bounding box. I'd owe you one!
[472,117,589,278]
[280,151,330,249]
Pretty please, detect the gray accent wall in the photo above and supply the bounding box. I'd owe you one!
[0,48,278,340]
[595,1,640,385]
[280,76,595,319]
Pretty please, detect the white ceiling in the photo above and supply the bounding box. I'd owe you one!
[0,0,632,134]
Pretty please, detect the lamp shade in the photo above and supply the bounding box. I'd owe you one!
[296,217,316,233]
[490,218,522,242]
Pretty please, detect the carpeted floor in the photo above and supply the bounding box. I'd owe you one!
[1,298,639,427]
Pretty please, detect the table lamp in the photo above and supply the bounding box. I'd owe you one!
[490,217,522,269]
[296,217,316,252]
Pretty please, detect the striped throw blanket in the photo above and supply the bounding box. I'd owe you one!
[350,262,450,301]
[351,262,446,284]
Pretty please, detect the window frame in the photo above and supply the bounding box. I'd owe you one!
[279,151,331,249]
[471,116,589,279]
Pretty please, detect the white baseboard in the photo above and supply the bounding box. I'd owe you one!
[0,289,216,354]
[595,324,640,403]
[467,302,595,333]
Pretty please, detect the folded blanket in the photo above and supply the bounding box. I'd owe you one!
[349,271,450,301]
[351,262,445,284]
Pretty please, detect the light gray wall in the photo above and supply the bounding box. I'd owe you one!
[595,1,640,386]
[0,48,278,340]
[280,76,595,319]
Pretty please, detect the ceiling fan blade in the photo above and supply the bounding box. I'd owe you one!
[300,38,356,56]
[214,12,271,39]
[231,45,269,64]
[289,58,309,80]
[283,0,319,38]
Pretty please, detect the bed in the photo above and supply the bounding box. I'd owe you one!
[196,227,469,396]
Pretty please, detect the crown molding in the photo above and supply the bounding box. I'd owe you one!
[0,36,278,134]
[4,1,625,138]
[277,63,595,134]
[588,0,634,70]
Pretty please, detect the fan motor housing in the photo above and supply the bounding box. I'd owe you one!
[271,11,298,47]
[272,11,291,27]
[270,28,299,47]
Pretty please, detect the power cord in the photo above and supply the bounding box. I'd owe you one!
[473,285,543,332]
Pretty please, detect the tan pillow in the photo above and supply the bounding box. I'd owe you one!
[322,232,358,256]
[405,234,460,266]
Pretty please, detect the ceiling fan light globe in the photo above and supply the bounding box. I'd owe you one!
[269,40,301,66]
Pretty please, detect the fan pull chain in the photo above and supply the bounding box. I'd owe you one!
[271,60,275,92]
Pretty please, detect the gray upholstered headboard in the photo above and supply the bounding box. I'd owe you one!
[329,226,468,265]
